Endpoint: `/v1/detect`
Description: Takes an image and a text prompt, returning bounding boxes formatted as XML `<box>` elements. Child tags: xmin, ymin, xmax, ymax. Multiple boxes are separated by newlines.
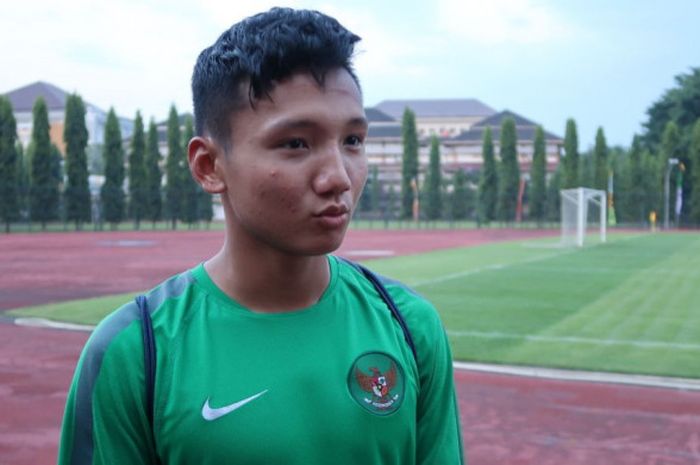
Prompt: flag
<box><xmin>675</xmin><ymin>163</ymin><xmax>684</xmax><ymax>219</ymax></box>
<box><xmin>608</xmin><ymin>170</ymin><xmax>615</xmax><ymax>225</ymax></box>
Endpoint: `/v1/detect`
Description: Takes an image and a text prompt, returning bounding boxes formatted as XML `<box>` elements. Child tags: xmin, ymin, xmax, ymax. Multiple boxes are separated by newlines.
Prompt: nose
<box><xmin>313</xmin><ymin>145</ymin><xmax>352</xmax><ymax>196</ymax></box>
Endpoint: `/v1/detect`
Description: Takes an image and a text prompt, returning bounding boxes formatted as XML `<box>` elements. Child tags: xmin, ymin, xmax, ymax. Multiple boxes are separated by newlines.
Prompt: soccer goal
<box><xmin>560</xmin><ymin>188</ymin><xmax>607</xmax><ymax>247</ymax></box>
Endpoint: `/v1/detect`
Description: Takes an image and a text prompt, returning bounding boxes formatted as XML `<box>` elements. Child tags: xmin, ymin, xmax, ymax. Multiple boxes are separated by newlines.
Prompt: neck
<box><xmin>205</xmin><ymin>231</ymin><xmax>331</xmax><ymax>314</ymax></box>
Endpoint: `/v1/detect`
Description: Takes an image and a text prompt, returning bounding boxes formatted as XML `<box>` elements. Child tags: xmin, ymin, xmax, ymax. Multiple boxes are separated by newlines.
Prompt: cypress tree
<box><xmin>16</xmin><ymin>142</ymin><xmax>29</xmax><ymax>217</ymax></box>
<box><xmin>0</xmin><ymin>97</ymin><xmax>20</xmax><ymax>232</ymax></box>
<box><xmin>198</xmin><ymin>187</ymin><xmax>214</xmax><ymax>225</ymax></box>
<box><xmin>689</xmin><ymin>119</ymin><xmax>700</xmax><ymax>225</ymax></box>
<box><xmin>400</xmin><ymin>108</ymin><xmax>419</xmax><ymax>219</ymax></box>
<box><xmin>546</xmin><ymin>166</ymin><xmax>562</xmax><ymax>222</ymax></box>
<box><xmin>529</xmin><ymin>126</ymin><xmax>547</xmax><ymax>224</ymax></box>
<box><xmin>386</xmin><ymin>184</ymin><xmax>396</xmax><ymax>220</ymax></box>
<box><xmin>63</xmin><ymin>94</ymin><xmax>91</xmax><ymax>229</ymax></box>
<box><xmin>145</xmin><ymin>119</ymin><xmax>162</xmax><ymax>227</ymax></box>
<box><xmin>29</xmin><ymin>98</ymin><xmax>59</xmax><ymax>229</ymax></box>
<box><xmin>593</xmin><ymin>127</ymin><xmax>609</xmax><ymax>191</ymax></box>
<box><xmin>627</xmin><ymin>137</ymin><xmax>642</xmax><ymax>222</ymax></box>
<box><xmin>451</xmin><ymin>168</ymin><xmax>468</xmax><ymax>220</ymax></box>
<box><xmin>359</xmin><ymin>166</ymin><xmax>372</xmax><ymax>212</ymax></box>
<box><xmin>477</xmin><ymin>127</ymin><xmax>498</xmax><ymax>223</ymax></box>
<box><xmin>641</xmin><ymin>149</ymin><xmax>662</xmax><ymax>222</ymax></box>
<box><xmin>496</xmin><ymin>117</ymin><xmax>520</xmax><ymax>222</ymax></box>
<box><xmin>607</xmin><ymin>147</ymin><xmax>626</xmax><ymax>223</ymax></box>
<box><xmin>370</xmin><ymin>165</ymin><xmax>380</xmax><ymax>213</ymax></box>
<box><xmin>100</xmin><ymin>108</ymin><xmax>125</xmax><ymax>227</ymax></box>
<box><xmin>128</xmin><ymin>112</ymin><xmax>147</xmax><ymax>229</ymax></box>
<box><xmin>180</xmin><ymin>115</ymin><xmax>199</xmax><ymax>226</ymax></box>
<box><xmin>165</xmin><ymin>105</ymin><xmax>184</xmax><ymax>229</ymax></box>
<box><xmin>425</xmin><ymin>135</ymin><xmax>442</xmax><ymax>220</ymax></box>
<box><xmin>50</xmin><ymin>143</ymin><xmax>63</xmax><ymax>204</ymax></box>
<box><xmin>562</xmin><ymin>118</ymin><xmax>579</xmax><ymax>189</ymax></box>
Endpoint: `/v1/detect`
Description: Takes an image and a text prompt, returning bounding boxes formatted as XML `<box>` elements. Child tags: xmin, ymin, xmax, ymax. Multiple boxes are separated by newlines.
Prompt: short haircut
<box><xmin>191</xmin><ymin>7</ymin><xmax>362</xmax><ymax>146</ymax></box>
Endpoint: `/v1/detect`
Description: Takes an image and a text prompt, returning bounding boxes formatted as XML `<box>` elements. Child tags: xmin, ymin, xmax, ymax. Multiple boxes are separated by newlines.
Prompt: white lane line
<box><xmin>453</xmin><ymin>361</ymin><xmax>700</xmax><ymax>391</ymax></box>
<box><xmin>14</xmin><ymin>317</ymin><xmax>95</xmax><ymax>332</ymax></box>
<box><xmin>412</xmin><ymin>250</ymin><xmax>572</xmax><ymax>288</ymax></box>
<box><xmin>448</xmin><ymin>330</ymin><xmax>700</xmax><ymax>350</ymax></box>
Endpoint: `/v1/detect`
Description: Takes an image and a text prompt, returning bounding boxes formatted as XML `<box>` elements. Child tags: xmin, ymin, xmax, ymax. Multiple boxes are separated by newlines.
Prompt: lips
<box><xmin>316</xmin><ymin>204</ymin><xmax>350</xmax><ymax>217</ymax></box>
<box><xmin>314</xmin><ymin>204</ymin><xmax>350</xmax><ymax>229</ymax></box>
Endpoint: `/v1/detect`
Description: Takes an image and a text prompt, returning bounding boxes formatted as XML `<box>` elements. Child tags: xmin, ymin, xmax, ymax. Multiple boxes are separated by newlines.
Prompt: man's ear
<box><xmin>188</xmin><ymin>136</ymin><xmax>226</xmax><ymax>194</ymax></box>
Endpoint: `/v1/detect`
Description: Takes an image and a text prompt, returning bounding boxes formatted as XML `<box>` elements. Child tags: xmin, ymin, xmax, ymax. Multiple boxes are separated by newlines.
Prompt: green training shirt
<box><xmin>58</xmin><ymin>256</ymin><xmax>464</xmax><ymax>464</ymax></box>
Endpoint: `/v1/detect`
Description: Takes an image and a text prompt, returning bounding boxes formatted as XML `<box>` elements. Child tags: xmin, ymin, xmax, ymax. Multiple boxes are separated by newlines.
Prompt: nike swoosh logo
<box><xmin>201</xmin><ymin>389</ymin><xmax>269</xmax><ymax>421</ymax></box>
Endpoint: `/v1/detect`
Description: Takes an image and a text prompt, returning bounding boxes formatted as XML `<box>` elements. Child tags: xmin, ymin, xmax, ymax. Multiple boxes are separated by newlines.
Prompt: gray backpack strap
<box><xmin>339</xmin><ymin>258</ymin><xmax>418</xmax><ymax>361</ymax></box>
<box><xmin>135</xmin><ymin>295</ymin><xmax>162</xmax><ymax>465</ymax></box>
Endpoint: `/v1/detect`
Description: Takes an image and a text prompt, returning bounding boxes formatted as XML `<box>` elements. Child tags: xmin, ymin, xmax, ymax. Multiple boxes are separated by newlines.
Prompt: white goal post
<box><xmin>560</xmin><ymin>188</ymin><xmax>607</xmax><ymax>247</ymax></box>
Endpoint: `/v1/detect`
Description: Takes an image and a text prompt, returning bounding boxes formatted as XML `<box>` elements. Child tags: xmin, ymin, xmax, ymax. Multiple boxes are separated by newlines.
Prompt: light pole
<box><xmin>664</xmin><ymin>158</ymin><xmax>679</xmax><ymax>229</ymax></box>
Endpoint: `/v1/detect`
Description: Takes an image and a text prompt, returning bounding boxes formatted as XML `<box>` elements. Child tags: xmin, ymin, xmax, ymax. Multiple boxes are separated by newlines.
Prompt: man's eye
<box><xmin>282</xmin><ymin>138</ymin><xmax>308</xmax><ymax>150</ymax></box>
<box><xmin>345</xmin><ymin>135</ymin><xmax>364</xmax><ymax>147</ymax></box>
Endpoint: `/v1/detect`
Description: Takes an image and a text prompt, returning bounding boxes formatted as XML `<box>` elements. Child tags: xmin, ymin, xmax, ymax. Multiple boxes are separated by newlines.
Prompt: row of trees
<box><xmin>0</xmin><ymin>95</ymin><xmax>212</xmax><ymax>231</ymax></box>
<box><xmin>387</xmin><ymin>67</ymin><xmax>700</xmax><ymax>226</ymax></box>
<box><xmin>391</xmin><ymin>109</ymin><xmax>568</xmax><ymax>224</ymax></box>
<box><xmin>3</xmin><ymin>67</ymin><xmax>699</xmax><ymax>230</ymax></box>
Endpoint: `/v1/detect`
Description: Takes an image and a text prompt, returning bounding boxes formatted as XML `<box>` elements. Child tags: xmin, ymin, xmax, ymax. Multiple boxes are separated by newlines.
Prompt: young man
<box><xmin>58</xmin><ymin>8</ymin><xmax>464</xmax><ymax>465</ymax></box>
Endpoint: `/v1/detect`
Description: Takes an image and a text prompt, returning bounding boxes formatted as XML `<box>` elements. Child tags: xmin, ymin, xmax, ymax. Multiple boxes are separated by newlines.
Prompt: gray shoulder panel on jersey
<box><xmin>336</xmin><ymin>255</ymin><xmax>422</xmax><ymax>298</ymax></box>
<box><xmin>375</xmin><ymin>273</ymin><xmax>422</xmax><ymax>298</ymax></box>
<box><xmin>69</xmin><ymin>270</ymin><xmax>194</xmax><ymax>465</ymax></box>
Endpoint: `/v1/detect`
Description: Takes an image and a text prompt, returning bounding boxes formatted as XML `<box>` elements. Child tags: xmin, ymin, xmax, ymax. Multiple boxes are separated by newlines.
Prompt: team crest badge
<box><xmin>348</xmin><ymin>352</ymin><xmax>404</xmax><ymax>415</ymax></box>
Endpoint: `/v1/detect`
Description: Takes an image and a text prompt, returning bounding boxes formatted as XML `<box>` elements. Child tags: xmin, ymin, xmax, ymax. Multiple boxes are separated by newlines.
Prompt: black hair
<box><xmin>191</xmin><ymin>7</ymin><xmax>361</xmax><ymax>145</ymax></box>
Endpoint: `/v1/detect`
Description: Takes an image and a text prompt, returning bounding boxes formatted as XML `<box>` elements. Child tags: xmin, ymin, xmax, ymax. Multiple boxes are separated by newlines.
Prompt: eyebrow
<box><xmin>266</xmin><ymin>116</ymin><xmax>368</xmax><ymax>133</ymax></box>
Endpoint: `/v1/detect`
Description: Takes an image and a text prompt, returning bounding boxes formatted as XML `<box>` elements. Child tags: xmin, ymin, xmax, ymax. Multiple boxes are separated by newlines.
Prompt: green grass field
<box><xmin>10</xmin><ymin>232</ymin><xmax>700</xmax><ymax>378</ymax></box>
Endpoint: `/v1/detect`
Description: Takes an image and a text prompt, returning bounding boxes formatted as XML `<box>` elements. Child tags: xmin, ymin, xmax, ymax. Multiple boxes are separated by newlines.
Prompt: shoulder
<box><xmin>335</xmin><ymin>257</ymin><xmax>445</xmax><ymax>359</ymax></box>
<box><xmin>81</xmin><ymin>268</ymin><xmax>198</xmax><ymax>372</ymax></box>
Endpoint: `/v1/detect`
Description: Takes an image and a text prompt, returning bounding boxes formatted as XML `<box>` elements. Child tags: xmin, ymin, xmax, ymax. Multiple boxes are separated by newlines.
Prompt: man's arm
<box><xmin>415</xmin><ymin>319</ymin><xmax>465</xmax><ymax>465</ymax></box>
<box><xmin>57</xmin><ymin>304</ymin><xmax>158</xmax><ymax>465</ymax></box>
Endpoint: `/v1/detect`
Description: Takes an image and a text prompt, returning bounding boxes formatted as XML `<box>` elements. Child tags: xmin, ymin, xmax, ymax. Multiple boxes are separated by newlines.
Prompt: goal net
<box><xmin>560</xmin><ymin>188</ymin><xmax>607</xmax><ymax>247</ymax></box>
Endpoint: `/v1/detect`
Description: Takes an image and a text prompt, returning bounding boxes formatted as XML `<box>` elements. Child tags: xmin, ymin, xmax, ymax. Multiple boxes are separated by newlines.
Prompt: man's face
<box><xmin>218</xmin><ymin>68</ymin><xmax>368</xmax><ymax>256</ymax></box>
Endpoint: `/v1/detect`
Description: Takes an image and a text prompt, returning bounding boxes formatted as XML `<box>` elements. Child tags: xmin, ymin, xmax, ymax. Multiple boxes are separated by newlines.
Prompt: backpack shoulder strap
<box><xmin>339</xmin><ymin>258</ymin><xmax>418</xmax><ymax>361</ymax></box>
<box><xmin>135</xmin><ymin>295</ymin><xmax>156</xmax><ymax>430</ymax></box>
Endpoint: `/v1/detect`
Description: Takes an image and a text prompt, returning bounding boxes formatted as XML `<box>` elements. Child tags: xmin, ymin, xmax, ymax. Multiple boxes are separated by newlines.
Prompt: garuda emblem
<box><xmin>354</xmin><ymin>362</ymin><xmax>400</xmax><ymax>410</ymax></box>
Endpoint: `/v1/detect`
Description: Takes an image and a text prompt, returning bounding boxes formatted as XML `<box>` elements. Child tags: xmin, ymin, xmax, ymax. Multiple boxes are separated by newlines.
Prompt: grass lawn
<box><xmin>9</xmin><ymin>231</ymin><xmax>700</xmax><ymax>378</ymax></box>
<box><xmin>369</xmin><ymin>232</ymin><xmax>700</xmax><ymax>378</ymax></box>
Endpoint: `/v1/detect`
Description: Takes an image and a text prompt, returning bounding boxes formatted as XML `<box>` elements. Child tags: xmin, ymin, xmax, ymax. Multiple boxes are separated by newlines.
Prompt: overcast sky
<box><xmin>1</xmin><ymin>0</ymin><xmax>698</xmax><ymax>148</ymax></box>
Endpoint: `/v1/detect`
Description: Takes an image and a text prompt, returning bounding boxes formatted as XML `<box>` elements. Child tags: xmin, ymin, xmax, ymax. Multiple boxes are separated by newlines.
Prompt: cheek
<box><xmin>255</xmin><ymin>174</ymin><xmax>303</xmax><ymax>214</ymax></box>
<box><xmin>350</xmin><ymin>159</ymin><xmax>369</xmax><ymax>198</ymax></box>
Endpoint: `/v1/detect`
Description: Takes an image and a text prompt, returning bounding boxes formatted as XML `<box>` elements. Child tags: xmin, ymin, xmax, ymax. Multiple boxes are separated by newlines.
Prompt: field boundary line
<box><xmin>412</xmin><ymin>249</ymin><xmax>574</xmax><ymax>288</ymax></box>
<box><xmin>13</xmin><ymin>317</ymin><xmax>95</xmax><ymax>332</ymax></box>
<box><xmin>448</xmin><ymin>330</ymin><xmax>700</xmax><ymax>350</ymax></box>
<box><xmin>453</xmin><ymin>361</ymin><xmax>700</xmax><ymax>391</ymax></box>
<box><xmin>11</xmin><ymin>317</ymin><xmax>700</xmax><ymax>390</ymax></box>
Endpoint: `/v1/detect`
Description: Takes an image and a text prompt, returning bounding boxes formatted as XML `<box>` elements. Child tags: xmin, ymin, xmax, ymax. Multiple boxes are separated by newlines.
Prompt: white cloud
<box><xmin>436</xmin><ymin>0</ymin><xmax>573</xmax><ymax>44</ymax></box>
<box><xmin>315</xmin><ymin>4</ymin><xmax>434</xmax><ymax>82</ymax></box>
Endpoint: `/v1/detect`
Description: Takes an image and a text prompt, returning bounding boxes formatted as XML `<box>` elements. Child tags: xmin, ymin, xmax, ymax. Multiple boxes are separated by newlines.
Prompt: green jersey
<box><xmin>58</xmin><ymin>256</ymin><xmax>464</xmax><ymax>464</ymax></box>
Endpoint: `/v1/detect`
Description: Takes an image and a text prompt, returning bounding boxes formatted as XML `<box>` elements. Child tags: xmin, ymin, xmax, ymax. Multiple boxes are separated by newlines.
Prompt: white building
<box><xmin>365</xmin><ymin>99</ymin><xmax>563</xmax><ymax>190</ymax></box>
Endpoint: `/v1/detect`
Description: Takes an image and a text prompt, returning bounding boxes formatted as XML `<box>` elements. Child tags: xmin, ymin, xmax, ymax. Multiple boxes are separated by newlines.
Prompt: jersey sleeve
<box><xmin>387</xmin><ymin>284</ymin><xmax>466</xmax><ymax>465</ymax></box>
<box><xmin>57</xmin><ymin>302</ymin><xmax>159</xmax><ymax>465</ymax></box>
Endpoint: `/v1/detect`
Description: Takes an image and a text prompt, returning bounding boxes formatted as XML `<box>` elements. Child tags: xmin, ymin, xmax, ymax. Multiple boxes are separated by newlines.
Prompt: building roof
<box><xmin>3</xmin><ymin>81</ymin><xmax>74</xmax><ymax>112</ymax></box>
<box><xmin>451</xmin><ymin>109</ymin><xmax>562</xmax><ymax>142</ymax></box>
<box><xmin>367</xmin><ymin>125</ymin><xmax>402</xmax><ymax>139</ymax></box>
<box><xmin>365</xmin><ymin>107</ymin><xmax>395</xmax><ymax>122</ymax></box>
<box><xmin>472</xmin><ymin>109</ymin><xmax>538</xmax><ymax>128</ymax></box>
<box><xmin>373</xmin><ymin>98</ymin><xmax>496</xmax><ymax>119</ymax></box>
<box><xmin>450</xmin><ymin>125</ymin><xmax>562</xmax><ymax>143</ymax></box>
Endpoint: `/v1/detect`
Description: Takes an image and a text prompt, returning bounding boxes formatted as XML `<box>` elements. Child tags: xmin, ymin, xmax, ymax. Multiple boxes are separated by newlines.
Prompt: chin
<box><xmin>297</xmin><ymin>232</ymin><xmax>347</xmax><ymax>256</ymax></box>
